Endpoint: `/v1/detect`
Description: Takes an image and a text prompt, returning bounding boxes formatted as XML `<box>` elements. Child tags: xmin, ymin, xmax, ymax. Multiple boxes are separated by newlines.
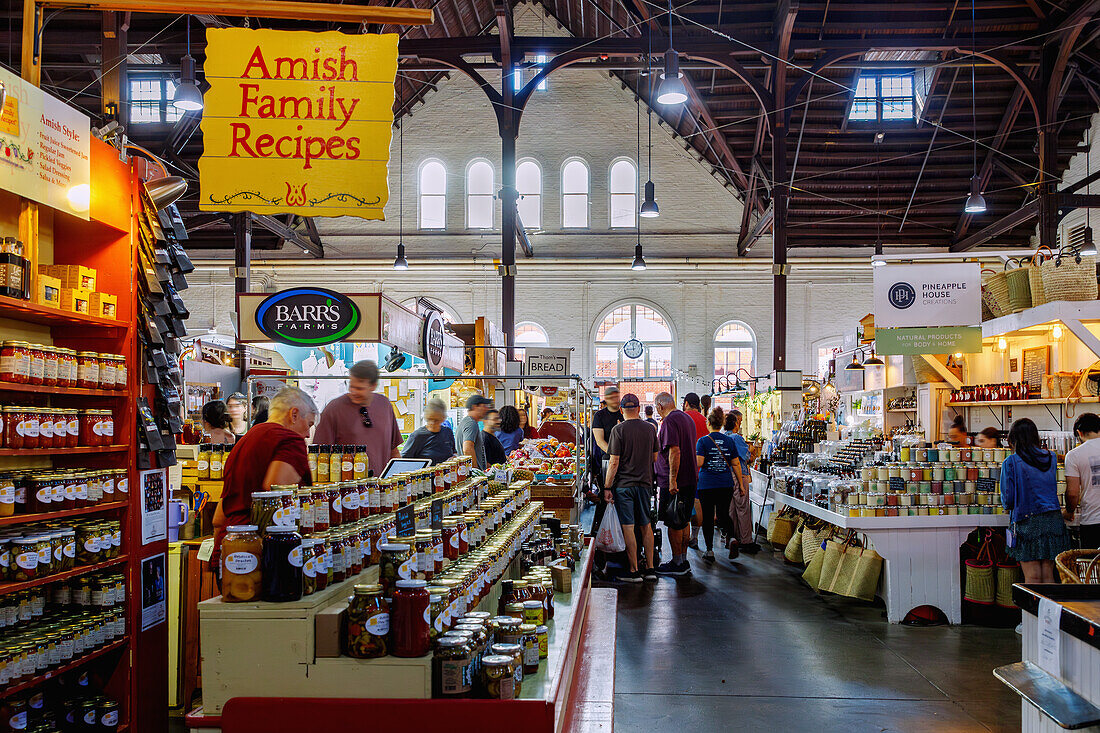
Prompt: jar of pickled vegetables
<box><xmin>343</xmin><ymin>584</ymin><xmax>389</xmax><ymax>658</ymax></box>
<box><xmin>12</xmin><ymin>538</ymin><xmax>38</xmax><ymax>581</ymax></box>
<box><xmin>221</xmin><ymin>525</ymin><xmax>262</xmax><ymax>603</ymax></box>
<box><xmin>433</xmin><ymin>637</ymin><xmax>472</xmax><ymax>698</ymax></box>
<box><xmin>481</xmin><ymin>655</ymin><xmax>517</xmax><ymax>699</ymax></box>
<box><xmin>249</xmin><ymin>491</ymin><xmax>283</xmax><ymax>534</ymax></box>
<box><xmin>378</xmin><ymin>543</ymin><xmax>412</xmax><ymax>597</ymax></box>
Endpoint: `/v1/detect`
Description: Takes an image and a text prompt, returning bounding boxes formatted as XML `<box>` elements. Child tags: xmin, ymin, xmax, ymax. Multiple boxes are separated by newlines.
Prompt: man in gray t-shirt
<box><xmin>458</xmin><ymin>394</ymin><xmax>492</xmax><ymax>470</ymax></box>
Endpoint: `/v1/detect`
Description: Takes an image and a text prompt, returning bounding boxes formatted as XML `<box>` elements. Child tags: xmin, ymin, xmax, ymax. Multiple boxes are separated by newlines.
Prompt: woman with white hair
<box><xmin>402</xmin><ymin>397</ymin><xmax>458</xmax><ymax>465</ymax></box>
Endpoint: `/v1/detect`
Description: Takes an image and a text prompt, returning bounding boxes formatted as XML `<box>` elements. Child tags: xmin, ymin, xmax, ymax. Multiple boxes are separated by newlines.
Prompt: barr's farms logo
<box><xmin>255</xmin><ymin>288</ymin><xmax>360</xmax><ymax>345</ymax></box>
<box><xmin>422</xmin><ymin>310</ymin><xmax>446</xmax><ymax>375</ymax></box>
<box><xmin>888</xmin><ymin>282</ymin><xmax>916</xmax><ymax>310</ymax></box>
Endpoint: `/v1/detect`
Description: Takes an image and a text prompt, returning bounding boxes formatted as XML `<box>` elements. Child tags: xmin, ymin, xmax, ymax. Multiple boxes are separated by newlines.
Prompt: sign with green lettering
<box><xmin>875</xmin><ymin>326</ymin><xmax>983</xmax><ymax>355</ymax></box>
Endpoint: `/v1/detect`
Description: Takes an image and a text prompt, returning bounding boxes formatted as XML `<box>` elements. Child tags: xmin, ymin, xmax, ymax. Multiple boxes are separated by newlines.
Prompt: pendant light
<box><xmin>640</xmin><ymin>42</ymin><xmax>660</xmax><ymax>217</ymax></box>
<box><xmin>657</xmin><ymin>0</ymin><xmax>688</xmax><ymax>105</ymax></box>
<box><xmin>393</xmin><ymin>121</ymin><xmax>409</xmax><ymax>270</ymax></box>
<box><xmin>862</xmin><ymin>349</ymin><xmax>884</xmax><ymax>366</ymax></box>
<box><xmin>962</xmin><ymin>0</ymin><xmax>986</xmax><ymax>215</ymax></box>
<box><xmin>632</xmin><ymin>93</ymin><xmax>647</xmax><ymax>271</ymax></box>
<box><xmin>845</xmin><ymin>349</ymin><xmax>864</xmax><ymax>371</ymax></box>
<box><xmin>1084</xmin><ymin>128</ymin><xmax>1096</xmax><ymax>255</ymax></box>
<box><xmin>173</xmin><ymin>16</ymin><xmax>204</xmax><ymax>112</ymax></box>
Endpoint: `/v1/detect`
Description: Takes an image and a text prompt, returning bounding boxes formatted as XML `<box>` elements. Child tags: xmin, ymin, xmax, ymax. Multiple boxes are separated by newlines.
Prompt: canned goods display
<box><xmin>0</xmin><ymin>343</ymin><xmax>124</xmax><ymax>390</ymax></box>
<box><xmin>0</xmin><ymin>469</ymin><xmax>121</xmax><ymax>518</ymax></box>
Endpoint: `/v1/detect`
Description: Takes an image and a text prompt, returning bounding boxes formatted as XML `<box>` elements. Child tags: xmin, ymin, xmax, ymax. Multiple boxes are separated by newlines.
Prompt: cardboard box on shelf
<box><xmin>36</xmin><ymin>274</ymin><xmax>62</xmax><ymax>308</ymax></box>
<box><xmin>60</xmin><ymin>287</ymin><xmax>91</xmax><ymax>314</ymax></box>
<box><xmin>42</xmin><ymin>264</ymin><xmax>97</xmax><ymax>292</ymax></box>
<box><xmin>90</xmin><ymin>292</ymin><xmax>118</xmax><ymax>319</ymax></box>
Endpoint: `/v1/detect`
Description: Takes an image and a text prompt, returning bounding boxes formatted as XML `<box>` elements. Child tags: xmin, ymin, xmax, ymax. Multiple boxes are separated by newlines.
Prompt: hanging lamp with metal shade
<box><xmin>657</xmin><ymin>51</ymin><xmax>688</xmax><ymax>105</ymax></box>
<box><xmin>392</xmin><ymin>243</ymin><xmax>409</xmax><ymax>270</ymax></box>
<box><xmin>640</xmin><ymin>180</ymin><xmax>660</xmax><ymax>217</ymax></box>
<box><xmin>862</xmin><ymin>350</ymin><xmax>885</xmax><ymax>366</ymax></box>
<box><xmin>173</xmin><ymin>17</ymin><xmax>204</xmax><ymax>111</ymax></box>
<box><xmin>845</xmin><ymin>351</ymin><xmax>865</xmax><ymax>371</ymax></box>
<box><xmin>631</xmin><ymin>243</ymin><xmax>647</xmax><ymax>271</ymax></box>
<box><xmin>964</xmin><ymin>175</ymin><xmax>986</xmax><ymax>214</ymax></box>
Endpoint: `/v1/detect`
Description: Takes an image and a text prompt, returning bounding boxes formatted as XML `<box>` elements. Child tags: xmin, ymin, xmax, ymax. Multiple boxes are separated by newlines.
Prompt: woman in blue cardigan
<box><xmin>1000</xmin><ymin>418</ymin><xmax>1071</xmax><ymax>584</ymax></box>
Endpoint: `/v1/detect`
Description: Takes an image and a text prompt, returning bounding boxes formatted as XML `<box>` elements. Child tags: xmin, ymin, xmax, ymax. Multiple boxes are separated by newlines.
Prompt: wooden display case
<box><xmin>0</xmin><ymin>138</ymin><xmax>162</xmax><ymax>731</ymax></box>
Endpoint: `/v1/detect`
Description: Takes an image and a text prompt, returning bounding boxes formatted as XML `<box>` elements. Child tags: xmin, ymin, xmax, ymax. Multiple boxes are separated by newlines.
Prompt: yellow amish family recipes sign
<box><xmin>199</xmin><ymin>28</ymin><xmax>398</xmax><ymax>219</ymax></box>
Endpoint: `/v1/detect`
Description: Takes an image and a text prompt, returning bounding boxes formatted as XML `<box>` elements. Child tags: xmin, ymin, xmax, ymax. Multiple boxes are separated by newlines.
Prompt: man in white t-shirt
<box><xmin>1063</xmin><ymin>412</ymin><xmax>1100</xmax><ymax>549</ymax></box>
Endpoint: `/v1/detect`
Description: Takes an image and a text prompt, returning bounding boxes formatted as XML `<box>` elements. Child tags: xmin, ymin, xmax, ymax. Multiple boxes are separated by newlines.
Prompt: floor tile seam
<box><xmin>613</xmin><ymin>692</ymin><xmax>957</xmax><ymax>701</ymax></box>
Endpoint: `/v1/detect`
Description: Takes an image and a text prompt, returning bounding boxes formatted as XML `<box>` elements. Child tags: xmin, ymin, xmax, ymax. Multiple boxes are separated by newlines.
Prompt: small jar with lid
<box><xmin>58</xmin><ymin>348</ymin><xmax>77</xmax><ymax>387</ymax></box>
<box><xmin>97</xmin><ymin>355</ymin><xmax>116</xmax><ymax>390</ymax></box>
<box><xmin>37</xmin><ymin>408</ymin><xmax>55</xmax><ymax>449</ymax></box>
<box><xmin>301</xmin><ymin>538</ymin><xmax>320</xmax><ymax>595</ymax></box>
<box><xmin>518</xmin><ymin>623</ymin><xmax>539</xmax><ymax>674</ymax></box>
<box><xmin>391</xmin><ymin>579</ymin><xmax>431</xmax><ymax>657</ymax></box>
<box><xmin>325</xmin><ymin>484</ymin><xmax>343</xmax><ymax>528</ymax></box>
<box><xmin>20</xmin><ymin>407</ymin><xmax>40</xmax><ymax>450</ymax></box>
<box><xmin>481</xmin><ymin>655</ymin><xmax>518</xmax><ymax>699</ymax></box>
<box><xmin>0</xmin><ymin>341</ymin><xmax>30</xmax><ymax>383</ymax></box>
<box><xmin>415</xmin><ymin>531</ymin><xmax>434</xmax><ymax>581</ymax></box>
<box><xmin>296</xmin><ymin>488</ymin><xmax>314</xmax><ymax>535</ymax></box>
<box><xmin>378</xmin><ymin>542</ymin><xmax>412</xmax><ymax>597</ymax></box>
<box><xmin>111</xmin><ymin>354</ymin><xmax>127</xmax><ymax>389</ymax></box>
<box><xmin>41</xmin><ymin>347</ymin><xmax>58</xmax><ymax>387</ymax></box>
<box><xmin>340</xmin><ymin>482</ymin><xmax>360</xmax><ymax>523</ymax></box>
<box><xmin>3</xmin><ymin>407</ymin><xmax>21</xmax><ymax>450</ymax></box>
<box><xmin>12</xmin><ymin>538</ymin><xmax>38</xmax><ymax>581</ymax></box>
<box><xmin>344</xmin><ymin>584</ymin><xmax>389</xmax><ymax>658</ymax></box>
<box><xmin>312</xmin><ymin>534</ymin><xmax>329</xmax><ymax>592</ymax></box>
<box><xmin>27</xmin><ymin>344</ymin><xmax>44</xmax><ymax>386</ymax></box>
<box><xmin>196</xmin><ymin>445</ymin><xmax>211</xmax><ymax>480</ymax></box>
<box><xmin>433</xmin><ymin>637</ymin><xmax>473</xmax><ymax>698</ymax></box>
<box><xmin>221</xmin><ymin>525</ymin><xmax>263</xmax><ymax>602</ymax></box>
<box><xmin>60</xmin><ymin>407</ymin><xmax>78</xmax><ymax>448</ymax></box>
<box><xmin>329</xmin><ymin>530</ymin><xmax>347</xmax><ymax>584</ymax></box>
<box><xmin>76</xmin><ymin>352</ymin><xmax>100</xmax><ymax>389</ymax></box>
<box><xmin>311</xmin><ymin>488</ymin><xmax>329</xmax><ymax>532</ymax></box>
<box><xmin>260</xmin><ymin>526</ymin><xmax>302</xmax><ymax>602</ymax></box>
<box><xmin>209</xmin><ymin>445</ymin><xmax>225</xmax><ymax>480</ymax></box>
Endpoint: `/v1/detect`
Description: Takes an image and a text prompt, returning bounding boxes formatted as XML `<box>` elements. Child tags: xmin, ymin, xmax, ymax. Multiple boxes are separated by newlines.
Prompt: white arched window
<box><xmin>562</xmin><ymin>159</ymin><xmax>589</xmax><ymax>228</ymax></box>
<box><xmin>418</xmin><ymin>159</ymin><xmax>447</xmax><ymax>229</ymax></box>
<box><xmin>714</xmin><ymin>321</ymin><xmax>756</xmax><ymax>381</ymax></box>
<box><xmin>516</xmin><ymin>160</ymin><xmax>541</xmax><ymax>229</ymax></box>
<box><xmin>514</xmin><ymin>321</ymin><xmax>549</xmax><ymax>362</ymax></box>
<box><xmin>609</xmin><ymin>159</ymin><xmax>637</xmax><ymax>229</ymax></box>
<box><xmin>594</xmin><ymin>303</ymin><xmax>672</xmax><ymax>379</ymax></box>
<box><xmin>466</xmin><ymin>160</ymin><xmax>495</xmax><ymax>229</ymax></box>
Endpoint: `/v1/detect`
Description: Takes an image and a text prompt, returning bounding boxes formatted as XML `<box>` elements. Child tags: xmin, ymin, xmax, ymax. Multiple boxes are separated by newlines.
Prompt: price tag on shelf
<box><xmin>395</xmin><ymin>505</ymin><xmax>415</xmax><ymax>537</ymax></box>
<box><xmin>196</xmin><ymin>538</ymin><xmax>215</xmax><ymax>563</ymax></box>
<box><xmin>430</xmin><ymin>499</ymin><xmax>443</xmax><ymax>530</ymax></box>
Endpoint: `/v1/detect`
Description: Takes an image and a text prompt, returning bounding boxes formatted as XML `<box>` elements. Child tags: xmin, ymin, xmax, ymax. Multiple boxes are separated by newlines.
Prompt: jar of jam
<box><xmin>301</xmin><ymin>538</ymin><xmax>320</xmax><ymax>595</ymax></box>
<box><xmin>344</xmin><ymin>583</ymin><xmax>389</xmax><ymax>658</ymax></box>
<box><xmin>311</xmin><ymin>488</ymin><xmax>329</xmax><ymax>532</ymax></box>
<box><xmin>111</xmin><ymin>355</ymin><xmax>127</xmax><ymax>389</ymax></box>
<box><xmin>391</xmin><ymin>579</ymin><xmax>430</xmax><ymax>657</ymax></box>
<box><xmin>260</xmin><ymin>526</ymin><xmax>302</xmax><ymax>602</ymax></box>
<box><xmin>21</xmin><ymin>407</ymin><xmax>40</xmax><ymax>450</ymax></box>
<box><xmin>313</xmin><ymin>533</ymin><xmax>329</xmax><ymax>592</ymax></box>
<box><xmin>297</xmin><ymin>488</ymin><xmax>314</xmax><ymax>535</ymax></box>
<box><xmin>78</xmin><ymin>410</ymin><xmax>99</xmax><ymax>447</ymax></box>
<box><xmin>325</xmin><ymin>484</ymin><xmax>342</xmax><ymax>527</ymax></box>
<box><xmin>58</xmin><ymin>348</ymin><xmax>77</xmax><ymax>388</ymax></box>
<box><xmin>364</xmin><ymin>478</ymin><xmax>380</xmax><ymax>515</ymax></box>
<box><xmin>330</xmin><ymin>531</ymin><xmax>347</xmax><ymax>584</ymax></box>
<box><xmin>3</xmin><ymin>407</ymin><xmax>21</xmax><ymax>450</ymax></box>
<box><xmin>41</xmin><ymin>347</ymin><xmax>58</xmax><ymax>387</ymax></box>
<box><xmin>0</xmin><ymin>341</ymin><xmax>29</xmax><ymax>383</ymax></box>
<box><xmin>340</xmin><ymin>482</ymin><xmax>360</xmax><ymax>523</ymax></box>
<box><xmin>38</xmin><ymin>408</ymin><xmax>55</xmax><ymax>449</ymax></box>
<box><xmin>518</xmin><ymin>623</ymin><xmax>539</xmax><ymax>673</ymax></box>
<box><xmin>62</xmin><ymin>408</ymin><xmax>78</xmax><ymax>448</ymax></box>
<box><xmin>366</xmin><ymin>522</ymin><xmax>384</xmax><ymax>566</ymax></box>
<box><xmin>415</xmin><ymin>531</ymin><xmax>434</xmax><ymax>580</ymax></box>
<box><xmin>27</xmin><ymin>344</ymin><xmax>43</xmax><ymax>386</ymax></box>
<box><xmin>76</xmin><ymin>352</ymin><xmax>99</xmax><ymax>389</ymax></box>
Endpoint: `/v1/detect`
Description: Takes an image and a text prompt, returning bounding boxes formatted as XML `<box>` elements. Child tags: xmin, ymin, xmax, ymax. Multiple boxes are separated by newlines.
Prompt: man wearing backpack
<box><xmin>604</xmin><ymin>393</ymin><xmax>659</xmax><ymax>583</ymax></box>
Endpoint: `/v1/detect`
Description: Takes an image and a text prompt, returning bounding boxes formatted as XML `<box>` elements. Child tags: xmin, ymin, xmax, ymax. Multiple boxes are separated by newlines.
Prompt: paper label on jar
<box><xmin>0</xmin><ymin>551</ymin><xmax>8</xmax><ymax>568</ymax></box>
<box><xmin>76</xmin><ymin>483</ymin><xmax>88</xmax><ymax>500</ymax></box>
<box><xmin>112</xmin><ymin>530</ymin><xmax>120</xmax><ymax>547</ymax></box>
<box><xmin>39</xmin><ymin>420</ymin><xmax>53</xmax><ymax>438</ymax></box>
<box><xmin>35</xmin><ymin>486</ymin><xmax>50</xmax><ymax>503</ymax></box>
<box><xmin>0</xmin><ymin>484</ymin><xmax>13</xmax><ymax>504</ymax></box>
<box><xmin>197</xmin><ymin>460</ymin><xmax>209</xmax><ymax>472</ymax></box>
<box><xmin>84</xmin><ymin>711</ymin><xmax>96</xmax><ymax>725</ymax></box>
<box><xmin>288</xmin><ymin>546</ymin><xmax>304</xmax><ymax>568</ymax></box>
<box><xmin>53</xmin><ymin>544</ymin><xmax>62</xmax><ymax>562</ymax></box>
<box><xmin>343</xmin><ymin>492</ymin><xmax>360</xmax><ymax>510</ymax></box>
<box><xmin>118</xmin><ymin>478</ymin><xmax>128</xmax><ymax>493</ymax></box>
<box><xmin>331</xmin><ymin>495</ymin><xmax>342</xmax><ymax>512</ymax></box>
<box><xmin>460</xmin><ymin>527</ymin><xmax>469</xmax><ymax>544</ymax></box>
<box><xmin>8</xmin><ymin>712</ymin><xmax>27</xmax><ymax>730</ymax></box>
<box><xmin>15</xmin><ymin>551</ymin><xmax>37</xmax><ymax>570</ymax></box>
<box><xmin>342</xmin><ymin>460</ymin><xmax>353</xmax><ymax>472</ymax></box>
<box><xmin>354</xmin><ymin>461</ymin><xmax>366</xmax><ymax>474</ymax></box>
<box><xmin>303</xmin><ymin>556</ymin><xmax>317</xmax><ymax>577</ymax></box>
<box><xmin>397</xmin><ymin>557</ymin><xmax>415</xmax><ymax>580</ymax></box>
<box><xmin>68</xmin><ymin>419</ymin><xmax>78</xmax><ymax>436</ymax></box>
<box><xmin>369</xmin><ymin>489</ymin><xmax>380</xmax><ymax>508</ymax></box>
<box><xmin>272</xmin><ymin>507</ymin><xmax>294</xmax><ymax>527</ymax></box>
<box><xmin>365</xmin><ymin>612</ymin><xmax>390</xmax><ymax>636</ymax></box>
<box><xmin>103</xmin><ymin>421</ymin><xmax>114</xmax><ymax>437</ymax></box>
<box><xmin>224</xmin><ymin>552</ymin><xmax>259</xmax><ymax>574</ymax></box>
<box><xmin>100</xmin><ymin>711</ymin><xmax>118</xmax><ymax>727</ymax></box>
<box><xmin>332</xmin><ymin>548</ymin><xmax>345</xmax><ymax>573</ymax></box>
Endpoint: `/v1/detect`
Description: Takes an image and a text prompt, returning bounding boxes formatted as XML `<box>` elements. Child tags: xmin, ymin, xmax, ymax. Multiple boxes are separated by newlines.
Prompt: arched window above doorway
<box><xmin>514</xmin><ymin>321</ymin><xmax>548</xmax><ymax>362</ymax></box>
<box><xmin>594</xmin><ymin>303</ymin><xmax>672</xmax><ymax>380</ymax></box>
<box><xmin>714</xmin><ymin>320</ymin><xmax>756</xmax><ymax>382</ymax></box>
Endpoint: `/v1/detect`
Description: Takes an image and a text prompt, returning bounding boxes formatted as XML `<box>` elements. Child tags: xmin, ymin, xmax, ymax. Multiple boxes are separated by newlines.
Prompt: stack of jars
<box><xmin>195</xmin><ymin>444</ymin><xmax>230</xmax><ymax>480</ymax></box>
<box><xmin>4</xmin><ymin>687</ymin><xmax>122</xmax><ymax>733</ymax></box>
<box><xmin>0</xmin><ymin>342</ymin><xmax>126</xmax><ymax>390</ymax></box>
<box><xmin>1</xmin><ymin>469</ymin><xmax>127</xmax><ymax>517</ymax></box>
<box><xmin>343</xmin><ymin>494</ymin><xmax>541</xmax><ymax>672</ymax></box>
<box><xmin>0</xmin><ymin>405</ymin><xmax>115</xmax><ymax>449</ymax></box>
<box><xmin>0</xmin><ymin>518</ymin><xmax>120</xmax><ymax>583</ymax></box>
<box><xmin>0</xmin><ymin>604</ymin><xmax>126</xmax><ymax>687</ymax></box>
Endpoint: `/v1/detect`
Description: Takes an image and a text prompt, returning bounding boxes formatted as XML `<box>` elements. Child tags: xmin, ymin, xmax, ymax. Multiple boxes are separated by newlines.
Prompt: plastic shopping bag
<box><xmin>595</xmin><ymin>506</ymin><xmax>627</xmax><ymax>553</ymax></box>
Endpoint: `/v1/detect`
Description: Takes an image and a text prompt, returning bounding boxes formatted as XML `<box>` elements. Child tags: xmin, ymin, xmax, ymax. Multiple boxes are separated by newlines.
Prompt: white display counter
<box><xmin>775</xmin><ymin>492</ymin><xmax>1008</xmax><ymax>625</ymax></box>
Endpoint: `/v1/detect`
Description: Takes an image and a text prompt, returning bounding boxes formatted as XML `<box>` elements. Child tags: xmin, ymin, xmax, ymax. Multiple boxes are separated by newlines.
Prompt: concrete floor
<box><xmin>607</xmin><ymin>542</ymin><xmax>1022</xmax><ymax>733</ymax></box>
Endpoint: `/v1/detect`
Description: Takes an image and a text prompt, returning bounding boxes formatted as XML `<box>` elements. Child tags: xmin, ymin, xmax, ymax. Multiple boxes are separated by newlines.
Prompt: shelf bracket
<box><xmin>920</xmin><ymin>354</ymin><xmax>962</xmax><ymax>389</ymax></box>
<box><xmin>1060</xmin><ymin>317</ymin><xmax>1100</xmax><ymax>361</ymax></box>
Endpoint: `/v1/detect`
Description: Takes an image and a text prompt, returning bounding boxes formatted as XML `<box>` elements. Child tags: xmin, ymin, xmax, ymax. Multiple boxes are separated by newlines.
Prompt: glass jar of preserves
<box><xmin>301</xmin><ymin>538</ymin><xmax>320</xmax><ymax>595</ymax></box>
<box><xmin>366</xmin><ymin>522</ymin><xmax>384</xmax><ymax>566</ymax></box>
<box><xmin>3</xmin><ymin>407</ymin><xmax>21</xmax><ymax>450</ymax></box>
<box><xmin>0</xmin><ymin>341</ymin><xmax>29</xmax><ymax>383</ymax></box>
<box><xmin>221</xmin><ymin>525</ymin><xmax>262</xmax><ymax>602</ymax></box>
<box><xmin>312</xmin><ymin>534</ymin><xmax>329</xmax><ymax>592</ymax></box>
<box><xmin>37</xmin><ymin>408</ymin><xmax>55</xmax><ymax>449</ymax></box>
<box><xmin>364</xmin><ymin>478</ymin><xmax>380</xmax><ymax>516</ymax></box>
<box><xmin>311</xmin><ymin>488</ymin><xmax>329</xmax><ymax>532</ymax></box>
<box><xmin>98</xmin><ymin>699</ymin><xmax>120</xmax><ymax>731</ymax></box>
<box><xmin>209</xmin><ymin>445</ymin><xmax>225</xmax><ymax>480</ymax></box>
<box><xmin>340</xmin><ymin>482</ymin><xmax>360</xmax><ymax>523</ymax></box>
<box><xmin>441</xmin><ymin>519</ymin><xmax>459</xmax><ymax>561</ymax></box>
<box><xmin>378</xmin><ymin>542</ymin><xmax>412</xmax><ymax>598</ymax></box>
<box><xmin>297</xmin><ymin>488</ymin><xmax>314</xmax><ymax>535</ymax></box>
<box><xmin>344</xmin><ymin>584</ymin><xmax>389</xmax><ymax>659</ymax></box>
<box><xmin>329</xmin><ymin>530</ymin><xmax>347</xmax><ymax>584</ymax></box>
<box><xmin>261</xmin><ymin>526</ymin><xmax>302</xmax><ymax>602</ymax></box>
<box><xmin>391</xmin><ymin>579</ymin><xmax>430</xmax><ymax>657</ymax></box>
<box><xmin>0</xmin><ymin>475</ymin><xmax>13</xmax><ymax>518</ymax></box>
<box><xmin>58</xmin><ymin>348</ymin><xmax>77</xmax><ymax>388</ymax></box>
<box><xmin>325</xmin><ymin>484</ymin><xmax>342</xmax><ymax>528</ymax></box>
<box><xmin>111</xmin><ymin>355</ymin><xmax>127</xmax><ymax>390</ymax></box>
<box><xmin>522</xmin><ymin>600</ymin><xmax>544</xmax><ymax>626</ymax></box>
<box><xmin>27</xmin><ymin>344</ymin><xmax>43</xmax><ymax>386</ymax></box>
<box><xmin>433</xmin><ymin>637</ymin><xmax>472</xmax><ymax>698</ymax></box>
<box><xmin>98</xmin><ymin>355</ymin><xmax>116</xmax><ymax>390</ymax></box>
<box><xmin>76</xmin><ymin>352</ymin><xmax>99</xmax><ymax>389</ymax></box>
<box><xmin>41</xmin><ymin>347</ymin><xmax>58</xmax><ymax>387</ymax></box>
<box><xmin>21</xmin><ymin>407</ymin><xmax>40</xmax><ymax>450</ymax></box>
<box><xmin>518</xmin><ymin>623</ymin><xmax>539</xmax><ymax>674</ymax></box>
<box><xmin>415</xmin><ymin>531</ymin><xmax>434</xmax><ymax>581</ymax></box>
<box><xmin>481</xmin><ymin>655</ymin><xmax>517</xmax><ymax>699</ymax></box>
<box><xmin>12</xmin><ymin>538</ymin><xmax>38</xmax><ymax>581</ymax></box>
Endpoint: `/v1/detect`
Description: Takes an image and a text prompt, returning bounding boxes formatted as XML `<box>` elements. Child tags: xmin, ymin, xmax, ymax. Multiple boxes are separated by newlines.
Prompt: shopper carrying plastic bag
<box><xmin>595</xmin><ymin>506</ymin><xmax>627</xmax><ymax>554</ymax></box>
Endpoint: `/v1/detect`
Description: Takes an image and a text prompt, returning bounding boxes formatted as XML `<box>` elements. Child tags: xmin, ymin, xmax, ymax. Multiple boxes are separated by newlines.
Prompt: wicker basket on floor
<box><xmin>1056</xmin><ymin>549</ymin><xmax>1100</xmax><ymax>584</ymax></box>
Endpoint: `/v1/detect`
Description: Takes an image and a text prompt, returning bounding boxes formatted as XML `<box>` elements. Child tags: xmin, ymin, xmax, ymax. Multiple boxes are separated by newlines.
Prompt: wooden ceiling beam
<box><xmin>38</xmin><ymin>0</ymin><xmax>435</xmax><ymax>25</ymax></box>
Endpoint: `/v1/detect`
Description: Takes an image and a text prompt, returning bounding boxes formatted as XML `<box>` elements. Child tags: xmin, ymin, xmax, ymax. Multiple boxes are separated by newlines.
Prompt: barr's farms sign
<box><xmin>199</xmin><ymin>28</ymin><xmax>397</xmax><ymax>219</ymax></box>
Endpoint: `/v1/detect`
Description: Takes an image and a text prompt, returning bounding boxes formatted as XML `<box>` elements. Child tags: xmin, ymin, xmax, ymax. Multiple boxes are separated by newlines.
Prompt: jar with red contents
<box><xmin>36</xmin><ymin>408</ymin><xmax>55</xmax><ymax>449</ymax></box>
<box><xmin>112</xmin><ymin>354</ymin><xmax>127</xmax><ymax>390</ymax></box>
<box><xmin>98</xmin><ymin>355</ymin><xmax>116</xmax><ymax>390</ymax></box>
<box><xmin>325</xmin><ymin>484</ymin><xmax>343</xmax><ymax>527</ymax></box>
<box><xmin>76</xmin><ymin>352</ymin><xmax>100</xmax><ymax>390</ymax></box>
<box><xmin>41</xmin><ymin>347</ymin><xmax>58</xmax><ymax>387</ymax></box>
<box><xmin>27</xmin><ymin>344</ymin><xmax>44</xmax><ymax>386</ymax></box>
<box><xmin>312</xmin><ymin>488</ymin><xmax>329</xmax><ymax>532</ymax></box>
<box><xmin>20</xmin><ymin>407</ymin><xmax>40</xmax><ymax>450</ymax></box>
<box><xmin>58</xmin><ymin>349</ymin><xmax>77</xmax><ymax>388</ymax></box>
<box><xmin>391</xmin><ymin>579</ymin><xmax>431</xmax><ymax>657</ymax></box>
<box><xmin>61</xmin><ymin>408</ymin><xmax>78</xmax><ymax>448</ymax></box>
<box><xmin>4</xmin><ymin>406</ymin><xmax>23</xmax><ymax>449</ymax></box>
<box><xmin>0</xmin><ymin>341</ymin><xmax>30</xmax><ymax>384</ymax></box>
<box><xmin>340</xmin><ymin>482</ymin><xmax>360</xmax><ymax>523</ymax></box>
<box><xmin>79</xmin><ymin>409</ymin><xmax>112</xmax><ymax>447</ymax></box>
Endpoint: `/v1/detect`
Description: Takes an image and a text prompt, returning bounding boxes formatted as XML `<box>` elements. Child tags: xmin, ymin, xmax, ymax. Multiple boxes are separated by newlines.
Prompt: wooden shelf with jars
<box><xmin>0</xmin><ymin>555</ymin><xmax>129</xmax><ymax>596</ymax></box>
<box><xmin>0</xmin><ymin>381</ymin><xmax>126</xmax><ymax>398</ymax></box>
<box><xmin>0</xmin><ymin>639</ymin><xmax>130</xmax><ymax>701</ymax></box>
<box><xmin>0</xmin><ymin>500</ymin><xmax>128</xmax><ymax>527</ymax></box>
